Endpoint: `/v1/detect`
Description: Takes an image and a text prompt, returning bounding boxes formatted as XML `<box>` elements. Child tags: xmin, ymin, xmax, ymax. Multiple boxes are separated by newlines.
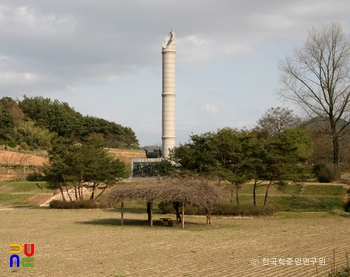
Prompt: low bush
<box><xmin>158</xmin><ymin>201</ymin><xmax>276</xmax><ymax>216</ymax></box>
<box><xmin>26</xmin><ymin>171</ymin><xmax>43</xmax><ymax>181</ymax></box>
<box><xmin>287</xmin><ymin>195</ymin><xmax>343</xmax><ymax>211</ymax></box>
<box><xmin>158</xmin><ymin>201</ymin><xmax>174</xmax><ymax>213</ymax></box>
<box><xmin>276</xmin><ymin>180</ymin><xmax>289</xmax><ymax>192</ymax></box>
<box><xmin>49</xmin><ymin>199</ymin><xmax>101</xmax><ymax>209</ymax></box>
<box><xmin>328</xmin><ymin>267</ymin><xmax>349</xmax><ymax>276</ymax></box>
<box><xmin>211</xmin><ymin>203</ymin><xmax>276</xmax><ymax>216</ymax></box>
<box><xmin>342</xmin><ymin>195</ymin><xmax>350</xmax><ymax>212</ymax></box>
<box><xmin>312</xmin><ymin>164</ymin><xmax>339</xmax><ymax>183</ymax></box>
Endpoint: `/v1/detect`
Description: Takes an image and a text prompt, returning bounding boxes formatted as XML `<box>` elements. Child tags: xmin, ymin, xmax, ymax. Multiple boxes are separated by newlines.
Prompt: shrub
<box><xmin>158</xmin><ymin>201</ymin><xmax>174</xmax><ymax>214</ymax></box>
<box><xmin>342</xmin><ymin>195</ymin><xmax>350</xmax><ymax>212</ymax></box>
<box><xmin>7</xmin><ymin>141</ymin><xmax>17</xmax><ymax>148</ymax></box>
<box><xmin>328</xmin><ymin>266</ymin><xmax>349</xmax><ymax>276</ymax></box>
<box><xmin>312</xmin><ymin>164</ymin><xmax>339</xmax><ymax>183</ymax></box>
<box><xmin>286</xmin><ymin>195</ymin><xmax>343</xmax><ymax>210</ymax></box>
<box><xmin>211</xmin><ymin>203</ymin><xmax>276</xmax><ymax>216</ymax></box>
<box><xmin>19</xmin><ymin>142</ymin><xmax>29</xmax><ymax>151</ymax></box>
<box><xmin>276</xmin><ymin>180</ymin><xmax>288</xmax><ymax>192</ymax></box>
<box><xmin>49</xmin><ymin>199</ymin><xmax>101</xmax><ymax>209</ymax></box>
<box><xmin>158</xmin><ymin>201</ymin><xmax>277</xmax><ymax>216</ymax></box>
<box><xmin>26</xmin><ymin>171</ymin><xmax>43</xmax><ymax>181</ymax></box>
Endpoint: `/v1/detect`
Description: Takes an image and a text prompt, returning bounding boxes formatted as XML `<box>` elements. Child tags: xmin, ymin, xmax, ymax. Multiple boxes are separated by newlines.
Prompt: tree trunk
<box><xmin>253</xmin><ymin>180</ymin><xmax>257</xmax><ymax>207</ymax></box>
<box><xmin>230</xmin><ymin>185</ymin><xmax>234</xmax><ymax>204</ymax></box>
<box><xmin>147</xmin><ymin>201</ymin><xmax>153</xmax><ymax>226</ymax></box>
<box><xmin>74</xmin><ymin>186</ymin><xmax>78</xmax><ymax>200</ymax></box>
<box><xmin>79</xmin><ymin>186</ymin><xmax>83</xmax><ymax>200</ymax></box>
<box><xmin>147</xmin><ymin>201</ymin><xmax>150</xmax><ymax>221</ymax></box>
<box><xmin>77</xmin><ymin>185</ymin><xmax>81</xmax><ymax>199</ymax></box>
<box><xmin>150</xmin><ymin>201</ymin><xmax>153</xmax><ymax>227</ymax></box>
<box><xmin>173</xmin><ymin>201</ymin><xmax>182</xmax><ymax>222</ymax></box>
<box><xmin>235</xmin><ymin>183</ymin><xmax>240</xmax><ymax>206</ymax></box>
<box><xmin>64</xmin><ymin>184</ymin><xmax>73</xmax><ymax>201</ymax></box>
<box><xmin>263</xmin><ymin>181</ymin><xmax>273</xmax><ymax>208</ymax></box>
<box><xmin>59</xmin><ymin>186</ymin><xmax>66</xmax><ymax>201</ymax></box>
<box><xmin>205</xmin><ymin>207</ymin><xmax>211</xmax><ymax>225</ymax></box>
<box><xmin>332</xmin><ymin>134</ymin><xmax>340</xmax><ymax>168</ymax></box>
<box><xmin>181</xmin><ymin>201</ymin><xmax>185</xmax><ymax>229</ymax></box>
<box><xmin>121</xmin><ymin>202</ymin><xmax>124</xmax><ymax>226</ymax></box>
<box><xmin>90</xmin><ymin>183</ymin><xmax>96</xmax><ymax>200</ymax></box>
<box><xmin>95</xmin><ymin>186</ymin><xmax>107</xmax><ymax>200</ymax></box>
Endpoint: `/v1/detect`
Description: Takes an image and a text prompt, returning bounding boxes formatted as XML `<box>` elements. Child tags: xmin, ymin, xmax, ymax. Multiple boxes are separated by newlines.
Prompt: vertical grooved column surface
<box><xmin>162</xmin><ymin>31</ymin><xmax>176</xmax><ymax>158</ymax></box>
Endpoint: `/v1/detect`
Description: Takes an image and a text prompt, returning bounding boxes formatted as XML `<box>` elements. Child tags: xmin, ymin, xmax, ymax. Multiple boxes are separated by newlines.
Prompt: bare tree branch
<box><xmin>279</xmin><ymin>22</ymin><xmax>350</xmax><ymax>167</ymax></box>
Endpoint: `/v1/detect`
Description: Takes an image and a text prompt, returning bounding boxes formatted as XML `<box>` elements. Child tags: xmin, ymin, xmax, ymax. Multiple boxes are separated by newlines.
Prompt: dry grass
<box><xmin>0</xmin><ymin>150</ymin><xmax>47</xmax><ymax>181</ymax></box>
<box><xmin>1</xmin><ymin>209</ymin><xmax>349</xmax><ymax>276</ymax></box>
<box><xmin>111</xmin><ymin>149</ymin><xmax>146</xmax><ymax>166</ymax></box>
<box><xmin>0</xmin><ymin>150</ymin><xmax>47</xmax><ymax>167</ymax></box>
<box><xmin>0</xmin><ymin>149</ymin><xmax>144</xmax><ymax>181</ymax></box>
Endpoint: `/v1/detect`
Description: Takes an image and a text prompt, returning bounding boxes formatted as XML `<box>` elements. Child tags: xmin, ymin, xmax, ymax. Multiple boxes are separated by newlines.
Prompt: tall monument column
<box><xmin>162</xmin><ymin>30</ymin><xmax>176</xmax><ymax>158</ymax></box>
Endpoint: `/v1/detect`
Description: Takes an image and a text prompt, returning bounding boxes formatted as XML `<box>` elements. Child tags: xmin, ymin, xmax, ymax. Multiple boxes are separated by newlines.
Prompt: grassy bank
<box><xmin>0</xmin><ymin>181</ymin><xmax>52</xmax><ymax>206</ymax></box>
<box><xmin>225</xmin><ymin>182</ymin><xmax>348</xmax><ymax>211</ymax></box>
<box><xmin>0</xmin><ymin>180</ymin><xmax>348</xmax><ymax>212</ymax></box>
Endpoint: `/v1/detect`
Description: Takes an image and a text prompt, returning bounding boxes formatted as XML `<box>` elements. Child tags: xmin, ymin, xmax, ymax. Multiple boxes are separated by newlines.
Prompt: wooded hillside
<box><xmin>0</xmin><ymin>96</ymin><xmax>139</xmax><ymax>150</ymax></box>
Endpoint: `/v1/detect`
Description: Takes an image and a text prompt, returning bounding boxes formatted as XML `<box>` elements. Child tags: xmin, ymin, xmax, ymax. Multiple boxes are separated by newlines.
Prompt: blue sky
<box><xmin>0</xmin><ymin>0</ymin><xmax>349</xmax><ymax>147</ymax></box>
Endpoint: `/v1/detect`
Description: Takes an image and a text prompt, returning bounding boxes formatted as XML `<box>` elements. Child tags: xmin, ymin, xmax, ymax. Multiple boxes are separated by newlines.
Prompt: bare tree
<box><xmin>18</xmin><ymin>153</ymin><xmax>32</xmax><ymax>173</ymax></box>
<box><xmin>1</xmin><ymin>152</ymin><xmax>18</xmax><ymax>173</ymax></box>
<box><xmin>279</xmin><ymin>22</ymin><xmax>350</xmax><ymax>168</ymax></box>
<box><xmin>255</xmin><ymin>107</ymin><xmax>302</xmax><ymax>137</ymax></box>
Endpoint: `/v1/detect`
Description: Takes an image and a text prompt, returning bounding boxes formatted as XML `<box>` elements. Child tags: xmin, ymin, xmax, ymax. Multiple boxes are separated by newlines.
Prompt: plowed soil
<box><xmin>1</xmin><ymin>210</ymin><xmax>349</xmax><ymax>276</ymax></box>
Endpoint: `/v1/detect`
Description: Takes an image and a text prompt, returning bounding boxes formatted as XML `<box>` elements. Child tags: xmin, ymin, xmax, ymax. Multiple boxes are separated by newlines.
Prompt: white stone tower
<box><xmin>162</xmin><ymin>30</ymin><xmax>176</xmax><ymax>158</ymax></box>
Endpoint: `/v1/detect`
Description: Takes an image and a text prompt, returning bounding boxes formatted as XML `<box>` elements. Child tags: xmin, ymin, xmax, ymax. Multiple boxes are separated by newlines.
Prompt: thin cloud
<box><xmin>198</xmin><ymin>104</ymin><xmax>219</xmax><ymax>115</ymax></box>
<box><xmin>0</xmin><ymin>0</ymin><xmax>349</xmax><ymax>146</ymax></box>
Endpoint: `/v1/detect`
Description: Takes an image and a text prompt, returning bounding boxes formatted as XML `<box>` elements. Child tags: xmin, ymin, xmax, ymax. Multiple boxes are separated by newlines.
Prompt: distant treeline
<box><xmin>0</xmin><ymin>96</ymin><xmax>139</xmax><ymax>150</ymax></box>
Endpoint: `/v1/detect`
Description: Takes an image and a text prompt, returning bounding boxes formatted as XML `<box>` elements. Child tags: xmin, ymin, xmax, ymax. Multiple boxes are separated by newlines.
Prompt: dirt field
<box><xmin>0</xmin><ymin>149</ymin><xmax>144</xmax><ymax>181</ymax></box>
<box><xmin>1</xmin><ymin>209</ymin><xmax>349</xmax><ymax>276</ymax></box>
